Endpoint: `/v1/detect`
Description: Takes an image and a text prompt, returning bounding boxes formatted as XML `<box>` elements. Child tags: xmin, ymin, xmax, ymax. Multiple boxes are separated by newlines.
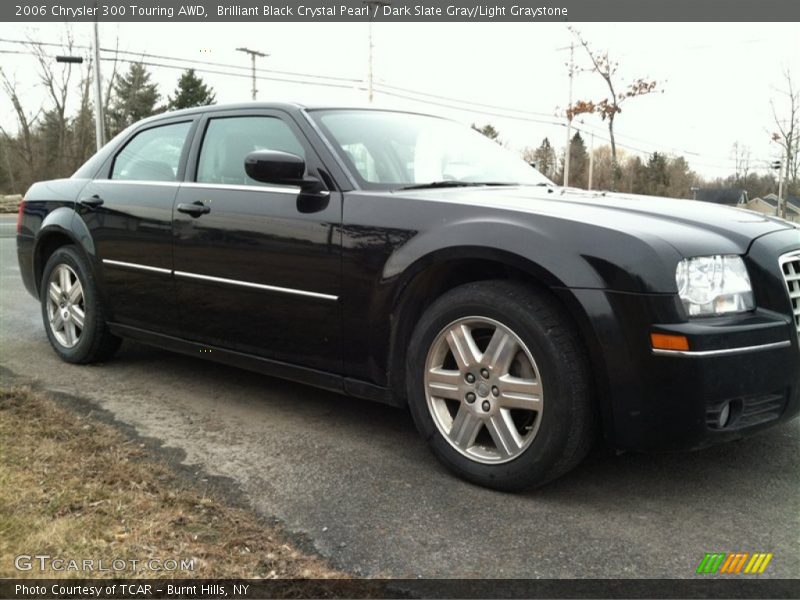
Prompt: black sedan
<box><xmin>16</xmin><ymin>103</ymin><xmax>800</xmax><ymax>489</ymax></box>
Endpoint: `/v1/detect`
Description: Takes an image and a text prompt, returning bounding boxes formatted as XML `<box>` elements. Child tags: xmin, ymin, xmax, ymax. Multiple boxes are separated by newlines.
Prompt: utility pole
<box><xmin>587</xmin><ymin>131</ymin><xmax>594</xmax><ymax>190</ymax></box>
<box><xmin>236</xmin><ymin>47</ymin><xmax>268</xmax><ymax>100</ymax></box>
<box><xmin>774</xmin><ymin>155</ymin><xmax>785</xmax><ymax>218</ymax></box>
<box><xmin>63</xmin><ymin>12</ymin><xmax>104</xmax><ymax>149</ymax></box>
<box><xmin>56</xmin><ymin>53</ymin><xmax>104</xmax><ymax>151</ymax></box>
<box><xmin>363</xmin><ymin>0</ymin><xmax>390</xmax><ymax>103</ymax></box>
<box><xmin>92</xmin><ymin>14</ymin><xmax>105</xmax><ymax>149</ymax></box>
<box><xmin>557</xmin><ymin>43</ymin><xmax>575</xmax><ymax>187</ymax></box>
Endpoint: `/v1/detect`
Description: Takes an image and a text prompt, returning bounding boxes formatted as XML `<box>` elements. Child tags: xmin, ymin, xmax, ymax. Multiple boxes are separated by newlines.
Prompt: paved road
<box><xmin>1</xmin><ymin>236</ymin><xmax>798</xmax><ymax>578</ymax></box>
<box><xmin>0</xmin><ymin>214</ymin><xmax>16</xmax><ymax>238</ymax></box>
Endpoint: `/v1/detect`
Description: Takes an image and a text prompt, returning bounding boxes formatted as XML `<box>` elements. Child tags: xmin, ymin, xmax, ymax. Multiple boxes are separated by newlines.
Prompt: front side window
<box><xmin>311</xmin><ymin>109</ymin><xmax>553</xmax><ymax>190</ymax></box>
<box><xmin>111</xmin><ymin>121</ymin><xmax>191</xmax><ymax>182</ymax></box>
<box><xmin>196</xmin><ymin>116</ymin><xmax>306</xmax><ymax>186</ymax></box>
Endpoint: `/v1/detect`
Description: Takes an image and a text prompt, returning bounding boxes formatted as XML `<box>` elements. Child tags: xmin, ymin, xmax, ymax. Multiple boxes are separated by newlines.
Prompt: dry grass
<box><xmin>0</xmin><ymin>194</ymin><xmax>22</xmax><ymax>214</ymax></box>
<box><xmin>0</xmin><ymin>386</ymin><xmax>349</xmax><ymax>582</ymax></box>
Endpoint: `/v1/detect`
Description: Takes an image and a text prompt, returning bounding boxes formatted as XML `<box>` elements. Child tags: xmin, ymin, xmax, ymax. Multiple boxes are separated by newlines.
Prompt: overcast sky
<box><xmin>0</xmin><ymin>21</ymin><xmax>798</xmax><ymax>179</ymax></box>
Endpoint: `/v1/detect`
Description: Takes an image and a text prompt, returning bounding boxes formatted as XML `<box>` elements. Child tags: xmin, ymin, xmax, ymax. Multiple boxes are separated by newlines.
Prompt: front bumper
<box><xmin>635</xmin><ymin>312</ymin><xmax>798</xmax><ymax>450</ymax></box>
<box><xmin>565</xmin><ymin>229</ymin><xmax>800</xmax><ymax>452</ymax></box>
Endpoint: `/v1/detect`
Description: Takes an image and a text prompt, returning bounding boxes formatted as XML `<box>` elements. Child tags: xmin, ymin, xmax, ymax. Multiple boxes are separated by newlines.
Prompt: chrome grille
<box><xmin>780</xmin><ymin>250</ymin><xmax>800</xmax><ymax>339</ymax></box>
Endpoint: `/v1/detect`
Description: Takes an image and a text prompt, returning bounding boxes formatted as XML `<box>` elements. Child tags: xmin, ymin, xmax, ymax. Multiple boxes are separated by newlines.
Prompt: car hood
<box><xmin>402</xmin><ymin>185</ymin><xmax>796</xmax><ymax>257</ymax></box>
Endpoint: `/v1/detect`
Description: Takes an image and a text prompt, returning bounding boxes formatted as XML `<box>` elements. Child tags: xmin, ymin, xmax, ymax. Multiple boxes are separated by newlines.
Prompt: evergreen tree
<box><xmin>37</xmin><ymin>110</ymin><xmax>64</xmax><ymax>175</ymax></box>
<box><xmin>644</xmin><ymin>152</ymin><xmax>670</xmax><ymax>196</ymax></box>
<box><xmin>531</xmin><ymin>137</ymin><xmax>556</xmax><ymax>179</ymax></box>
<box><xmin>567</xmin><ymin>132</ymin><xmax>589</xmax><ymax>188</ymax></box>
<box><xmin>108</xmin><ymin>63</ymin><xmax>161</xmax><ymax>134</ymax></box>
<box><xmin>471</xmin><ymin>123</ymin><xmax>501</xmax><ymax>144</ymax></box>
<box><xmin>168</xmin><ymin>69</ymin><xmax>216</xmax><ymax>110</ymax></box>
<box><xmin>556</xmin><ymin>133</ymin><xmax>589</xmax><ymax>188</ymax></box>
<box><xmin>628</xmin><ymin>155</ymin><xmax>649</xmax><ymax>194</ymax></box>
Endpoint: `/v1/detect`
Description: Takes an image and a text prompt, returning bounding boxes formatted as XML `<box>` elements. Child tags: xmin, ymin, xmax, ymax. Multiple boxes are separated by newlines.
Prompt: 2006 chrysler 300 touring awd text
<box><xmin>16</xmin><ymin>103</ymin><xmax>800</xmax><ymax>489</ymax></box>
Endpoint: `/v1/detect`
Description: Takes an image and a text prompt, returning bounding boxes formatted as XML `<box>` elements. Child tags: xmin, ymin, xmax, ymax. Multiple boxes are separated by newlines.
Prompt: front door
<box><xmin>172</xmin><ymin>110</ymin><xmax>342</xmax><ymax>373</ymax></box>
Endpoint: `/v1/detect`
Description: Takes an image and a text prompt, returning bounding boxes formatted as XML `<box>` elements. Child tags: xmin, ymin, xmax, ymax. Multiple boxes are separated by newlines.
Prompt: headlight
<box><xmin>675</xmin><ymin>255</ymin><xmax>755</xmax><ymax>317</ymax></box>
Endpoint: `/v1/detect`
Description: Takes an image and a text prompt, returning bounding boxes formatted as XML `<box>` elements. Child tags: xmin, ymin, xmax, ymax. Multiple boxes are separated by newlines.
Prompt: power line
<box><xmin>0</xmin><ymin>36</ymin><xmax>741</xmax><ymax>171</ymax></box>
<box><xmin>569</xmin><ymin>123</ymin><xmax>736</xmax><ymax>170</ymax></box>
<box><xmin>99</xmin><ymin>55</ymin><xmax>364</xmax><ymax>92</ymax></box>
<box><xmin>0</xmin><ymin>36</ymin><xmax>362</xmax><ymax>85</ymax></box>
<box><xmin>103</xmin><ymin>45</ymin><xmax>576</xmax><ymax>126</ymax></box>
<box><xmin>110</xmin><ymin>46</ymin><xmax>361</xmax><ymax>84</ymax></box>
<box><xmin>372</xmin><ymin>81</ymin><xmax>560</xmax><ymax>120</ymax></box>
<box><xmin>0</xmin><ymin>35</ymin><xmax>744</xmax><ymax>164</ymax></box>
<box><xmin>374</xmin><ymin>86</ymin><xmax>736</xmax><ymax>169</ymax></box>
<box><xmin>374</xmin><ymin>86</ymin><xmax>565</xmax><ymax>127</ymax></box>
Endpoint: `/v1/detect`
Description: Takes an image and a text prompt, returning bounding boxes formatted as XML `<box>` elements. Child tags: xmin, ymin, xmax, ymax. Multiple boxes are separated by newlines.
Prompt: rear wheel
<box><xmin>41</xmin><ymin>246</ymin><xmax>121</xmax><ymax>363</ymax></box>
<box><xmin>406</xmin><ymin>280</ymin><xmax>595</xmax><ymax>491</ymax></box>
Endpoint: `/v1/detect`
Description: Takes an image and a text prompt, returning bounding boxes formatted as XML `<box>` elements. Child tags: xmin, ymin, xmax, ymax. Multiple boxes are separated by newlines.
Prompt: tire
<box><xmin>40</xmin><ymin>245</ymin><xmax>121</xmax><ymax>364</ymax></box>
<box><xmin>406</xmin><ymin>280</ymin><xmax>595</xmax><ymax>491</ymax></box>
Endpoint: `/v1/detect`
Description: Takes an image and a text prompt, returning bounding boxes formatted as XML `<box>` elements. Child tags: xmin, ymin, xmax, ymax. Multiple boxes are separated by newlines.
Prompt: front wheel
<box><xmin>41</xmin><ymin>245</ymin><xmax>121</xmax><ymax>364</ymax></box>
<box><xmin>406</xmin><ymin>281</ymin><xmax>595</xmax><ymax>491</ymax></box>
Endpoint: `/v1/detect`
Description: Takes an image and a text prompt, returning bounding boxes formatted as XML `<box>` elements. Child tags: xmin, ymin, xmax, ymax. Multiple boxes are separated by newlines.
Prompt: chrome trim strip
<box><xmin>102</xmin><ymin>259</ymin><xmax>171</xmax><ymax>275</ymax></box>
<box><xmin>174</xmin><ymin>270</ymin><xmax>338</xmax><ymax>301</ymax></box>
<box><xmin>180</xmin><ymin>181</ymin><xmax>302</xmax><ymax>195</ymax></box>
<box><xmin>652</xmin><ymin>340</ymin><xmax>791</xmax><ymax>357</ymax></box>
<box><xmin>94</xmin><ymin>179</ymin><xmax>180</xmax><ymax>187</ymax></box>
<box><xmin>92</xmin><ymin>180</ymin><xmax>307</xmax><ymax>195</ymax></box>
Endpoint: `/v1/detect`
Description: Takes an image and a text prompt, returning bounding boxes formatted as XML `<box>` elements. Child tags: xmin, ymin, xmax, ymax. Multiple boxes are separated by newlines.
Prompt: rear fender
<box><xmin>33</xmin><ymin>208</ymin><xmax>97</xmax><ymax>296</ymax></box>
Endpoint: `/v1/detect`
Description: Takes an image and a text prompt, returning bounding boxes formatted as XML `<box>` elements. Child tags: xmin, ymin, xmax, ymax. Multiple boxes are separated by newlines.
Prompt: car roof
<box><xmin>141</xmin><ymin>102</ymin><xmax>439</xmax><ymax>123</ymax></box>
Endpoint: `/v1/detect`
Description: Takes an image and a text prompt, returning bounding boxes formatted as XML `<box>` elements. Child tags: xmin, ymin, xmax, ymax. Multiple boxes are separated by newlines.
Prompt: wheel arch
<box><xmin>384</xmin><ymin>247</ymin><xmax>613</xmax><ymax>435</ymax></box>
<box><xmin>33</xmin><ymin>208</ymin><xmax>96</xmax><ymax>298</ymax></box>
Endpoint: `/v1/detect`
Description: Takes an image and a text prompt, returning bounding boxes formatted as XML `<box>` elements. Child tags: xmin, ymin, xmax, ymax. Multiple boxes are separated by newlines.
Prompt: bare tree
<box><xmin>771</xmin><ymin>70</ymin><xmax>799</xmax><ymax>218</ymax></box>
<box><xmin>566</xmin><ymin>27</ymin><xmax>660</xmax><ymax>189</ymax></box>
<box><xmin>28</xmin><ymin>33</ymin><xmax>78</xmax><ymax>175</ymax></box>
<box><xmin>0</xmin><ymin>68</ymin><xmax>42</xmax><ymax>191</ymax></box>
<box><xmin>731</xmin><ymin>142</ymin><xmax>751</xmax><ymax>188</ymax></box>
<box><xmin>0</xmin><ymin>27</ymin><xmax>99</xmax><ymax>193</ymax></box>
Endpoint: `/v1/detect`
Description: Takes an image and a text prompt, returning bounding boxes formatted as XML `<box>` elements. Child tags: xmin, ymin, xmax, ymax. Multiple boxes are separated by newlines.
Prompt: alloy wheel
<box><xmin>424</xmin><ymin>316</ymin><xmax>544</xmax><ymax>464</ymax></box>
<box><xmin>46</xmin><ymin>264</ymin><xmax>85</xmax><ymax>348</ymax></box>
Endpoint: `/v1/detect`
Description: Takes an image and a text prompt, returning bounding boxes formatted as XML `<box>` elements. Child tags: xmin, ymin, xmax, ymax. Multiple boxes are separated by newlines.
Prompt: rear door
<box><xmin>79</xmin><ymin>118</ymin><xmax>196</xmax><ymax>335</ymax></box>
<box><xmin>172</xmin><ymin>109</ymin><xmax>342</xmax><ymax>373</ymax></box>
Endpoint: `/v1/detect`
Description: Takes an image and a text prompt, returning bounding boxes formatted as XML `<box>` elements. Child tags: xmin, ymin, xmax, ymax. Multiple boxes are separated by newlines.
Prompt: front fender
<box><xmin>382</xmin><ymin>215</ymin><xmax>682</xmax><ymax>293</ymax></box>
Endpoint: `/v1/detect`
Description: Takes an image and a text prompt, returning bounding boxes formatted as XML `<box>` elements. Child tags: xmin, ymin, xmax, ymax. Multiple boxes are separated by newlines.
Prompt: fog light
<box><xmin>718</xmin><ymin>402</ymin><xmax>731</xmax><ymax>429</ymax></box>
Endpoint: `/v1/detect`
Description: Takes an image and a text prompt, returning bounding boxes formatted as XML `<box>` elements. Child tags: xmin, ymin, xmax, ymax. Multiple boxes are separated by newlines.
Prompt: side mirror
<box><xmin>244</xmin><ymin>150</ymin><xmax>323</xmax><ymax>193</ymax></box>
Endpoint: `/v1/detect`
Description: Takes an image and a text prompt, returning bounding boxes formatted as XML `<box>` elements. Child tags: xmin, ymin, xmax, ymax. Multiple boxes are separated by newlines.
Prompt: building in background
<box><xmin>695</xmin><ymin>188</ymin><xmax>748</xmax><ymax>207</ymax></box>
<box><xmin>746</xmin><ymin>194</ymin><xmax>800</xmax><ymax>222</ymax></box>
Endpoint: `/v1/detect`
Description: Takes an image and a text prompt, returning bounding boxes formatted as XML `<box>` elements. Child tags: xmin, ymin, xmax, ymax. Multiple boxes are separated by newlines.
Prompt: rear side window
<box><xmin>111</xmin><ymin>122</ymin><xmax>191</xmax><ymax>182</ymax></box>
<box><xmin>196</xmin><ymin>116</ymin><xmax>306</xmax><ymax>186</ymax></box>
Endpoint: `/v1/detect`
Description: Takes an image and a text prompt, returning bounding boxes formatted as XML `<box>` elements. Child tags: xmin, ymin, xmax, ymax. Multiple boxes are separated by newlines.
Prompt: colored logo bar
<box><xmin>696</xmin><ymin>552</ymin><xmax>773</xmax><ymax>574</ymax></box>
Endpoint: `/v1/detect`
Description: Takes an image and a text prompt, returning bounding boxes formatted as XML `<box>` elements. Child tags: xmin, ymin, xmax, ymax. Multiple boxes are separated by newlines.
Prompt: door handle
<box><xmin>80</xmin><ymin>194</ymin><xmax>104</xmax><ymax>208</ymax></box>
<box><xmin>176</xmin><ymin>201</ymin><xmax>211</xmax><ymax>217</ymax></box>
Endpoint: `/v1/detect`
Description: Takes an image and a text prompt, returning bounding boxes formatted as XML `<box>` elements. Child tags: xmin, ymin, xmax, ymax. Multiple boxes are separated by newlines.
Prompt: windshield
<box><xmin>310</xmin><ymin>109</ymin><xmax>554</xmax><ymax>190</ymax></box>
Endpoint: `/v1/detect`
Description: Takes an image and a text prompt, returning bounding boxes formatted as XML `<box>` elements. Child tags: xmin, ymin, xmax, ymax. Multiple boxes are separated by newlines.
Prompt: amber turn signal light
<box><xmin>650</xmin><ymin>333</ymin><xmax>690</xmax><ymax>351</ymax></box>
